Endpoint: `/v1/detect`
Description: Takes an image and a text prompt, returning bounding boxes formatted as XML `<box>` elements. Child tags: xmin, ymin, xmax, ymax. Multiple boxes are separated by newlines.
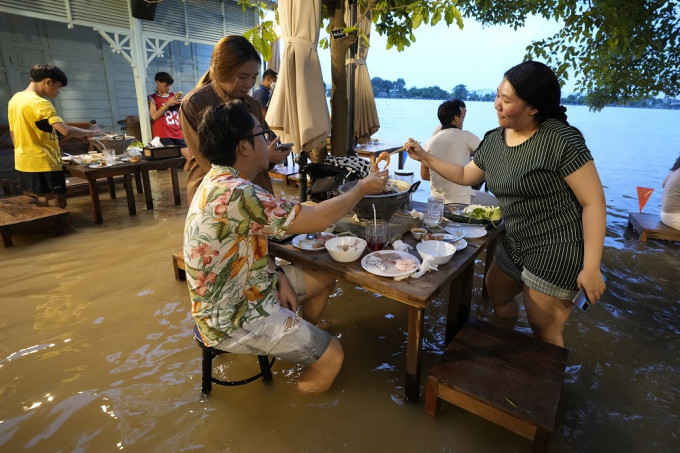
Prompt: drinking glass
<box><xmin>424</xmin><ymin>195</ymin><xmax>445</xmax><ymax>226</ymax></box>
<box><xmin>365</xmin><ymin>222</ymin><xmax>389</xmax><ymax>251</ymax></box>
<box><xmin>103</xmin><ymin>149</ymin><xmax>116</xmax><ymax>166</ymax></box>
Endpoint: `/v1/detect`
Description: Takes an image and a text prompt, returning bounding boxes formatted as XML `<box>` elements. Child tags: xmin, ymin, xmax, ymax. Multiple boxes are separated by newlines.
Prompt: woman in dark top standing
<box><xmin>405</xmin><ymin>61</ymin><xmax>606</xmax><ymax>346</ymax></box>
<box><xmin>179</xmin><ymin>35</ymin><xmax>291</xmax><ymax>202</ymax></box>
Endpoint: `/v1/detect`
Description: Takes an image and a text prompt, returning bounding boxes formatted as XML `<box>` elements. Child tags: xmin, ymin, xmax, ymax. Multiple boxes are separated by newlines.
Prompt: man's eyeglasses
<box><xmin>245</xmin><ymin>129</ymin><xmax>275</xmax><ymax>142</ymax></box>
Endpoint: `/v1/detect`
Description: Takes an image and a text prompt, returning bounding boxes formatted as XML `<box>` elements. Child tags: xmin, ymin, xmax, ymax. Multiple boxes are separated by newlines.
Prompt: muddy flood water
<box><xmin>1</xmin><ymin>167</ymin><xmax>678</xmax><ymax>452</ymax></box>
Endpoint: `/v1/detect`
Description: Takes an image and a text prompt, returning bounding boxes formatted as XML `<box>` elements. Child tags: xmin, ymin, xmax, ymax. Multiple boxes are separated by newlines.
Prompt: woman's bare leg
<box><xmin>523</xmin><ymin>287</ymin><xmax>573</xmax><ymax>347</ymax></box>
<box><xmin>298</xmin><ymin>336</ymin><xmax>344</xmax><ymax>393</ymax></box>
<box><xmin>486</xmin><ymin>259</ymin><xmax>523</xmax><ymax>320</ymax></box>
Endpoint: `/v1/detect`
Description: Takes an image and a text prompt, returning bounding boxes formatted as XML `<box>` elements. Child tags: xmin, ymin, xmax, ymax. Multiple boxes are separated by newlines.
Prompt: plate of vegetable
<box><xmin>444</xmin><ymin>203</ymin><xmax>502</xmax><ymax>226</ymax></box>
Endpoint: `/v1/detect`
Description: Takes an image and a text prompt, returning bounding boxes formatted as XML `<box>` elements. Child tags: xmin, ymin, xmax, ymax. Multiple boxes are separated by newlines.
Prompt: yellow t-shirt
<box><xmin>8</xmin><ymin>90</ymin><xmax>64</xmax><ymax>172</ymax></box>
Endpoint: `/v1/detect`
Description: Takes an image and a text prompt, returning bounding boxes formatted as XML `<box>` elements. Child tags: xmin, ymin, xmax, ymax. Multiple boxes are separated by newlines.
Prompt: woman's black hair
<box><xmin>671</xmin><ymin>155</ymin><xmax>680</xmax><ymax>172</ymax></box>
<box><xmin>30</xmin><ymin>63</ymin><xmax>68</xmax><ymax>87</ymax></box>
<box><xmin>197</xmin><ymin>100</ymin><xmax>255</xmax><ymax>167</ymax></box>
<box><xmin>504</xmin><ymin>61</ymin><xmax>567</xmax><ymax>124</ymax></box>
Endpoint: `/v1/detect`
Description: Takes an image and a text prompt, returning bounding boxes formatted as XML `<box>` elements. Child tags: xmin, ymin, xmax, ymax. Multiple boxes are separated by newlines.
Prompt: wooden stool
<box><xmin>425</xmin><ymin>319</ymin><xmax>569</xmax><ymax>453</ymax></box>
<box><xmin>628</xmin><ymin>212</ymin><xmax>680</xmax><ymax>242</ymax></box>
<box><xmin>0</xmin><ymin>195</ymin><xmax>69</xmax><ymax>247</ymax></box>
<box><xmin>172</xmin><ymin>251</ymin><xmax>186</xmax><ymax>281</ymax></box>
<box><xmin>194</xmin><ymin>325</ymin><xmax>274</xmax><ymax>395</ymax></box>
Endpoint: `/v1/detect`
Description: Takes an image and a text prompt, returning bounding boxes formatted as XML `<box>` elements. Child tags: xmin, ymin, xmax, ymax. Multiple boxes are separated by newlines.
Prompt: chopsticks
<box><xmin>389</xmin><ymin>141</ymin><xmax>419</xmax><ymax>155</ymax></box>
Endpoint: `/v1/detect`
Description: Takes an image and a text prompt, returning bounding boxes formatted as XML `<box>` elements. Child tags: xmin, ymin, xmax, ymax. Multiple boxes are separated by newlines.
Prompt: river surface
<box><xmin>1</xmin><ymin>100</ymin><xmax>679</xmax><ymax>452</ymax></box>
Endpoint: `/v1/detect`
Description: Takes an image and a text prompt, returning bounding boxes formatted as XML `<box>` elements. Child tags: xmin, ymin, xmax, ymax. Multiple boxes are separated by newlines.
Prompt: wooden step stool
<box><xmin>628</xmin><ymin>212</ymin><xmax>680</xmax><ymax>242</ymax></box>
<box><xmin>0</xmin><ymin>195</ymin><xmax>69</xmax><ymax>247</ymax></box>
<box><xmin>172</xmin><ymin>251</ymin><xmax>186</xmax><ymax>281</ymax></box>
<box><xmin>425</xmin><ymin>319</ymin><xmax>569</xmax><ymax>453</ymax></box>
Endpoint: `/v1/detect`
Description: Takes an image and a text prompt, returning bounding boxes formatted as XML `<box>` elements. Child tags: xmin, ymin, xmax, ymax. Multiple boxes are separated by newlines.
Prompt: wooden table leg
<box><xmin>445</xmin><ymin>263</ymin><xmax>474</xmax><ymax>344</ymax></box>
<box><xmin>87</xmin><ymin>179</ymin><xmax>103</xmax><ymax>224</ymax></box>
<box><xmin>482</xmin><ymin>232</ymin><xmax>500</xmax><ymax>298</ymax></box>
<box><xmin>123</xmin><ymin>174</ymin><xmax>136</xmax><ymax>216</ymax></box>
<box><xmin>140</xmin><ymin>170</ymin><xmax>154</xmax><ymax>210</ymax></box>
<box><xmin>107</xmin><ymin>177</ymin><xmax>116</xmax><ymax>199</ymax></box>
<box><xmin>170</xmin><ymin>167</ymin><xmax>180</xmax><ymax>205</ymax></box>
<box><xmin>135</xmin><ymin>171</ymin><xmax>143</xmax><ymax>194</ymax></box>
<box><xmin>1</xmin><ymin>228</ymin><xmax>13</xmax><ymax>247</ymax></box>
<box><xmin>405</xmin><ymin>306</ymin><xmax>425</xmax><ymax>402</ymax></box>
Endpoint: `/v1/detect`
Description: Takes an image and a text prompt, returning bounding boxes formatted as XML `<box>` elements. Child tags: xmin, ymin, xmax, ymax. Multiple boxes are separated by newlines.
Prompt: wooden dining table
<box><xmin>65</xmin><ymin>156</ymin><xmax>183</xmax><ymax>223</ymax></box>
<box><xmin>268</xmin><ymin>202</ymin><xmax>502</xmax><ymax>401</ymax></box>
<box><xmin>354</xmin><ymin>141</ymin><xmax>407</xmax><ymax>169</ymax></box>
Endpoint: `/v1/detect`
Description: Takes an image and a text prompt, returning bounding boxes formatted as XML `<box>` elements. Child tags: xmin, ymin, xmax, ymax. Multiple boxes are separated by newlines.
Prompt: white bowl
<box><xmin>416</xmin><ymin>240</ymin><xmax>455</xmax><ymax>265</ymax></box>
<box><xmin>325</xmin><ymin>236</ymin><xmax>367</xmax><ymax>263</ymax></box>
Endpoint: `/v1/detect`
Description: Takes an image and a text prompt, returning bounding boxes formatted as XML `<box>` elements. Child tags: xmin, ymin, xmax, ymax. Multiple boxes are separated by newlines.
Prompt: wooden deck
<box><xmin>0</xmin><ymin>195</ymin><xmax>69</xmax><ymax>247</ymax></box>
<box><xmin>628</xmin><ymin>212</ymin><xmax>680</xmax><ymax>242</ymax></box>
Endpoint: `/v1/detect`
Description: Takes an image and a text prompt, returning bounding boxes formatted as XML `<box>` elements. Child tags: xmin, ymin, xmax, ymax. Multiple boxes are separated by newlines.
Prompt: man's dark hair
<box><xmin>263</xmin><ymin>69</ymin><xmax>278</xmax><ymax>80</ymax></box>
<box><xmin>30</xmin><ymin>64</ymin><xmax>68</xmax><ymax>87</ymax></box>
<box><xmin>154</xmin><ymin>72</ymin><xmax>174</xmax><ymax>84</ymax></box>
<box><xmin>197</xmin><ymin>100</ymin><xmax>255</xmax><ymax>167</ymax></box>
<box><xmin>437</xmin><ymin>99</ymin><xmax>466</xmax><ymax>126</ymax></box>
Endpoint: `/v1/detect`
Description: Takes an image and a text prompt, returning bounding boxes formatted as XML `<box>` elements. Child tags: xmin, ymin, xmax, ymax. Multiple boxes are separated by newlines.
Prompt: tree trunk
<box><xmin>326</xmin><ymin>0</ymin><xmax>353</xmax><ymax>157</ymax></box>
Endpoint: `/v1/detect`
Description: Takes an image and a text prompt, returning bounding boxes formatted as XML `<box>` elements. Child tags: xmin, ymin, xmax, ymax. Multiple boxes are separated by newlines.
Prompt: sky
<box><xmin>316</xmin><ymin>15</ymin><xmax>576</xmax><ymax>94</ymax></box>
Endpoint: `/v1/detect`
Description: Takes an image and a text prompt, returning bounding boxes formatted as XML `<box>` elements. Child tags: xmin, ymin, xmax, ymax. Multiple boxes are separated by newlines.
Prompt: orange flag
<box><xmin>636</xmin><ymin>186</ymin><xmax>654</xmax><ymax>212</ymax></box>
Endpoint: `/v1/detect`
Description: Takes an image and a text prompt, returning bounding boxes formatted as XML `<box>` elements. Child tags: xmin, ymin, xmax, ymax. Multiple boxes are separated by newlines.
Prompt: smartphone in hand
<box><xmin>573</xmin><ymin>275</ymin><xmax>606</xmax><ymax>312</ymax></box>
<box><xmin>572</xmin><ymin>287</ymin><xmax>591</xmax><ymax>312</ymax></box>
<box><xmin>276</xmin><ymin>142</ymin><xmax>294</xmax><ymax>151</ymax></box>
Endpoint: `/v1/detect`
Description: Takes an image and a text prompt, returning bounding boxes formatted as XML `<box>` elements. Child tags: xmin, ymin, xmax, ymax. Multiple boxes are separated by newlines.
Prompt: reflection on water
<box><xmin>0</xmin><ymin>169</ymin><xmax>678</xmax><ymax>452</ymax></box>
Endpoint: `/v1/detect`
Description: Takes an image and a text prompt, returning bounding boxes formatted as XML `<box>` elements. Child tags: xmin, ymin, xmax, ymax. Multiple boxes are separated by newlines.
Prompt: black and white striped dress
<box><xmin>473</xmin><ymin>119</ymin><xmax>593</xmax><ymax>291</ymax></box>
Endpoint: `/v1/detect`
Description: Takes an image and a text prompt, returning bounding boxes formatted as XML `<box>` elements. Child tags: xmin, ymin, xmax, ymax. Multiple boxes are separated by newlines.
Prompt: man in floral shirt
<box><xmin>184</xmin><ymin>101</ymin><xmax>387</xmax><ymax>392</ymax></box>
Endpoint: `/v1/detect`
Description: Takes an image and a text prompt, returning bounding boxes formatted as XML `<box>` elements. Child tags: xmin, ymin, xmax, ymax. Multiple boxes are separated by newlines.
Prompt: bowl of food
<box><xmin>411</xmin><ymin>227</ymin><xmax>426</xmax><ymax>241</ymax></box>
<box><xmin>325</xmin><ymin>236</ymin><xmax>367</xmax><ymax>263</ymax></box>
<box><xmin>416</xmin><ymin>240</ymin><xmax>456</xmax><ymax>265</ymax></box>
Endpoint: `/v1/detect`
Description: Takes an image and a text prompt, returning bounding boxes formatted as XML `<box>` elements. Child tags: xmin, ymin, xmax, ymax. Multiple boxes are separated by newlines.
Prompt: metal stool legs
<box><xmin>194</xmin><ymin>326</ymin><xmax>274</xmax><ymax>395</ymax></box>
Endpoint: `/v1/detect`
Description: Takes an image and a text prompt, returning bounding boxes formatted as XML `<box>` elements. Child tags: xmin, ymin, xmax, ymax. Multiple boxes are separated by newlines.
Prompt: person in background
<box><xmin>660</xmin><ymin>154</ymin><xmax>680</xmax><ymax>230</ymax></box>
<box><xmin>421</xmin><ymin>99</ymin><xmax>480</xmax><ymax>204</ymax></box>
<box><xmin>148</xmin><ymin>72</ymin><xmax>190</xmax><ymax>169</ymax></box>
<box><xmin>405</xmin><ymin>61</ymin><xmax>607</xmax><ymax>347</ymax></box>
<box><xmin>8</xmin><ymin>63</ymin><xmax>101</xmax><ymax>208</ymax></box>
<box><xmin>185</xmin><ymin>100</ymin><xmax>387</xmax><ymax>392</ymax></box>
<box><xmin>180</xmin><ymin>35</ymin><xmax>290</xmax><ymax>202</ymax></box>
<box><xmin>252</xmin><ymin>68</ymin><xmax>277</xmax><ymax>117</ymax></box>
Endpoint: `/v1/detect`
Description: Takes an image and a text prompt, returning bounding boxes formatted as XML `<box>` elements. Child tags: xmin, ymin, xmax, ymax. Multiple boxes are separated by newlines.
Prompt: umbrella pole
<box><xmin>346</xmin><ymin>0</ymin><xmax>357</xmax><ymax>156</ymax></box>
<box><xmin>299</xmin><ymin>150</ymin><xmax>308</xmax><ymax>202</ymax></box>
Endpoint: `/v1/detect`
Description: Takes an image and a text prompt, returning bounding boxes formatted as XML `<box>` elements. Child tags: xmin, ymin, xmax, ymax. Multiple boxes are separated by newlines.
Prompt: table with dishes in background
<box><xmin>63</xmin><ymin>142</ymin><xmax>184</xmax><ymax>223</ymax></box>
<box><xmin>268</xmin><ymin>199</ymin><xmax>503</xmax><ymax>401</ymax></box>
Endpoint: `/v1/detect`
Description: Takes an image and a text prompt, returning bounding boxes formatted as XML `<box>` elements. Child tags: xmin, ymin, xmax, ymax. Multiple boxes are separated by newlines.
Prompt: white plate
<box><xmin>120</xmin><ymin>157</ymin><xmax>130</xmax><ymax>162</ymax></box>
<box><xmin>445</xmin><ymin>225</ymin><xmax>487</xmax><ymax>239</ymax></box>
<box><xmin>452</xmin><ymin>238</ymin><xmax>467</xmax><ymax>251</ymax></box>
<box><xmin>88</xmin><ymin>164</ymin><xmax>102</xmax><ymax>168</ymax></box>
<box><xmin>291</xmin><ymin>233</ymin><xmax>334</xmax><ymax>251</ymax></box>
<box><xmin>361</xmin><ymin>250</ymin><xmax>421</xmax><ymax>277</ymax></box>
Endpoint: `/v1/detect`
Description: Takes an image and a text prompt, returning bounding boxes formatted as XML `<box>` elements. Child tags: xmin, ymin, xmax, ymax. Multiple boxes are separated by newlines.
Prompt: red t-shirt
<box><xmin>149</xmin><ymin>92</ymin><xmax>183</xmax><ymax>139</ymax></box>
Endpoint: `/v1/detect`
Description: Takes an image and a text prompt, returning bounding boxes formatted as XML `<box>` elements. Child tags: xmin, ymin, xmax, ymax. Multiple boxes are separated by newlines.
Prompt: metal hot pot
<box><xmin>338</xmin><ymin>179</ymin><xmax>420</xmax><ymax>221</ymax></box>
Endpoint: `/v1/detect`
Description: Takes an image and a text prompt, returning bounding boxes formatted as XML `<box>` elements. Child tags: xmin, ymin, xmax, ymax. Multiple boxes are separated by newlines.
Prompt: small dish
<box><xmin>411</xmin><ymin>228</ymin><xmax>426</xmax><ymax>240</ymax></box>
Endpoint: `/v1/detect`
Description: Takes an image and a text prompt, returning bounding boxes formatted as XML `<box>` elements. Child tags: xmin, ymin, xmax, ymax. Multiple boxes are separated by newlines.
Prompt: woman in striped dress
<box><xmin>405</xmin><ymin>61</ymin><xmax>606</xmax><ymax>346</ymax></box>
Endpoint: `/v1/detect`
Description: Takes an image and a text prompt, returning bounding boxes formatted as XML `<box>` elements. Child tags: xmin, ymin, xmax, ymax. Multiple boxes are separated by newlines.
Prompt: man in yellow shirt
<box><xmin>8</xmin><ymin>63</ymin><xmax>100</xmax><ymax>208</ymax></box>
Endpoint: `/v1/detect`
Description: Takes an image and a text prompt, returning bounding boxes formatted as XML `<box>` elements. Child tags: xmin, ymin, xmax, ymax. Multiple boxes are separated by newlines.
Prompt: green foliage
<box><xmin>457</xmin><ymin>0</ymin><xmax>680</xmax><ymax>110</ymax></box>
<box><xmin>242</xmin><ymin>0</ymin><xmax>679</xmax><ymax>113</ymax></box>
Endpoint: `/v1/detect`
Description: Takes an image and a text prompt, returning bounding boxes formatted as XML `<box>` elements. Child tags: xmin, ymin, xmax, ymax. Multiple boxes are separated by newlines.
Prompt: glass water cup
<box><xmin>103</xmin><ymin>149</ymin><xmax>116</xmax><ymax>166</ymax></box>
<box><xmin>365</xmin><ymin>222</ymin><xmax>389</xmax><ymax>251</ymax></box>
<box><xmin>424</xmin><ymin>195</ymin><xmax>445</xmax><ymax>226</ymax></box>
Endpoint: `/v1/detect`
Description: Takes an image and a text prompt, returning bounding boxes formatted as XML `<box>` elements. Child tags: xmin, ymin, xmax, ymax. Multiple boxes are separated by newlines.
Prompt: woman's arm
<box><xmin>565</xmin><ymin>161</ymin><xmax>607</xmax><ymax>303</ymax></box>
<box><xmin>405</xmin><ymin>139</ymin><xmax>485</xmax><ymax>186</ymax></box>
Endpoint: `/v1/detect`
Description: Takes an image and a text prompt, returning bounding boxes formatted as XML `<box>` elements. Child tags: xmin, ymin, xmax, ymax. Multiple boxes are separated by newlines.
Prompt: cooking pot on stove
<box><xmin>339</xmin><ymin>179</ymin><xmax>420</xmax><ymax>221</ymax></box>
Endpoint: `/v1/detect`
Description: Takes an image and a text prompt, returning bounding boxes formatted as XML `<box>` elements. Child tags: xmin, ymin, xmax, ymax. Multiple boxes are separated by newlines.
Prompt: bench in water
<box><xmin>425</xmin><ymin>319</ymin><xmax>569</xmax><ymax>453</ymax></box>
<box><xmin>0</xmin><ymin>195</ymin><xmax>69</xmax><ymax>247</ymax></box>
<box><xmin>628</xmin><ymin>212</ymin><xmax>680</xmax><ymax>242</ymax></box>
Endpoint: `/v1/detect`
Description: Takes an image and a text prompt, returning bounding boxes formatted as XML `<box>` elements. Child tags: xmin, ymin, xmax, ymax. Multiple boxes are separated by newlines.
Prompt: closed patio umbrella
<box><xmin>349</xmin><ymin>12</ymin><xmax>380</xmax><ymax>144</ymax></box>
<box><xmin>265</xmin><ymin>0</ymin><xmax>330</xmax><ymax>152</ymax></box>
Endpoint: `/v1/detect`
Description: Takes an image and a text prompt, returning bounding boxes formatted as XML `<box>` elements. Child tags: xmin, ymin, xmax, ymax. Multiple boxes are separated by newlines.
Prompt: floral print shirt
<box><xmin>184</xmin><ymin>165</ymin><xmax>300</xmax><ymax>346</ymax></box>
